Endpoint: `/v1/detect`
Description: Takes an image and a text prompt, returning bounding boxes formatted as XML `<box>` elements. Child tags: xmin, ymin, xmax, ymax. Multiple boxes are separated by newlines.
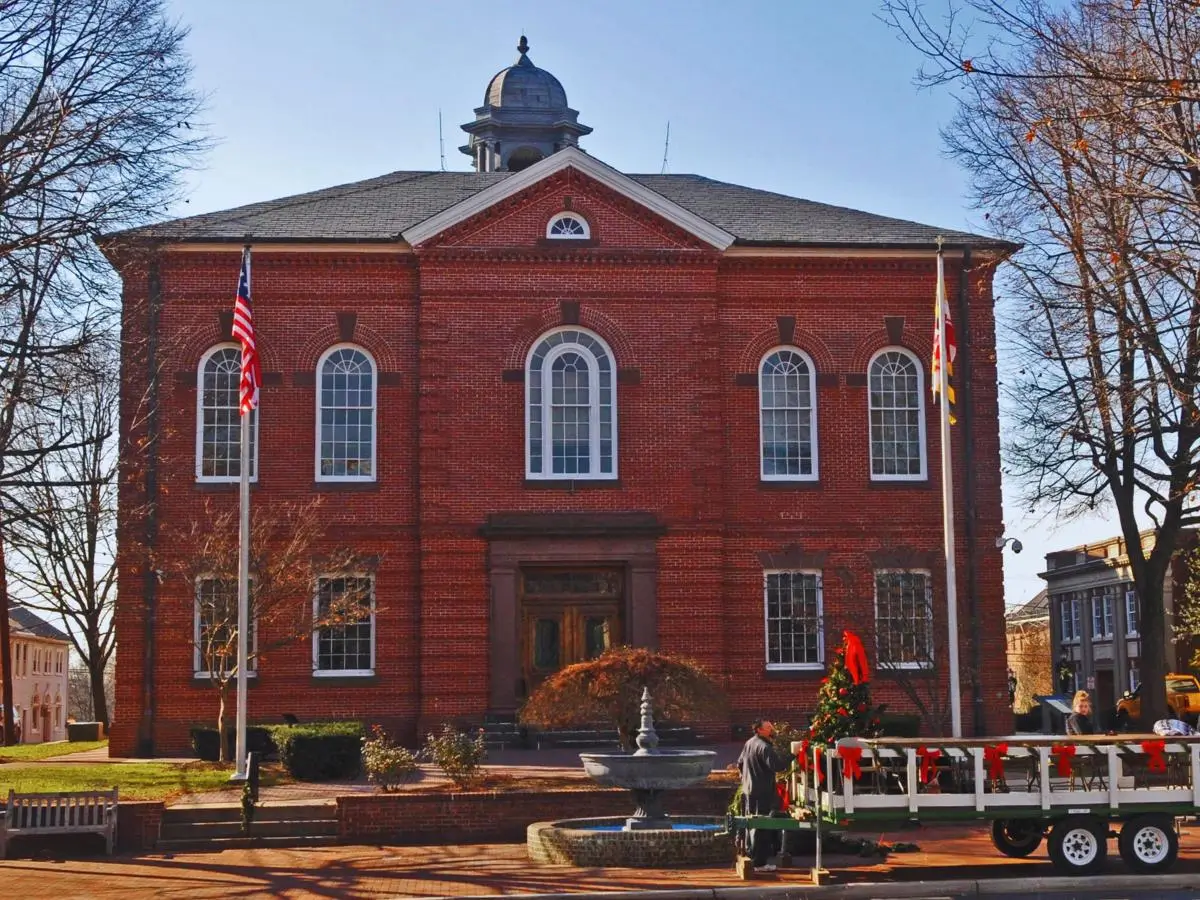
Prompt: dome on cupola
<box><xmin>461</xmin><ymin>36</ymin><xmax>592</xmax><ymax>173</ymax></box>
<box><xmin>484</xmin><ymin>36</ymin><xmax>570</xmax><ymax>110</ymax></box>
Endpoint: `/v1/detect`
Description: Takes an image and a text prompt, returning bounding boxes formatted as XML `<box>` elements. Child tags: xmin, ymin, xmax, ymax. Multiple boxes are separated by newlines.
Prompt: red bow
<box><xmin>838</xmin><ymin>745</ymin><xmax>864</xmax><ymax>780</ymax></box>
<box><xmin>983</xmin><ymin>743</ymin><xmax>1008</xmax><ymax>781</ymax></box>
<box><xmin>1051</xmin><ymin>743</ymin><xmax>1076</xmax><ymax>778</ymax></box>
<box><xmin>1141</xmin><ymin>740</ymin><xmax>1167</xmax><ymax>773</ymax></box>
<box><xmin>917</xmin><ymin>746</ymin><xmax>941</xmax><ymax>784</ymax></box>
<box><xmin>843</xmin><ymin>630</ymin><xmax>870</xmax><ymax>685</ymax></box>
<box><xmin>796</xmin><ymin>740</ymin><xmax>824</xmax><ymax>782</ymax></box>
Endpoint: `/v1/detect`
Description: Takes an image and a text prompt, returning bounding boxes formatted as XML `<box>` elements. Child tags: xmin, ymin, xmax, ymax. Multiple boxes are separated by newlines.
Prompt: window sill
<box><xmin>524</xmin><ymin>478</ymin><xmax>622</xmax><ymax>491</ymax></box>
<box><xmin>878</xmin><ymin>664</ymin><xmax>936</xmax><ymax>675</ymax></box>
<box><xmin>311</xmin><ymin>671</ymin><xmax>378</xmax><ymax>686</ymax></box>
<box><xmin>758</xmin><ymin>479</ymin><xmax>821</xmax><ymax>491</ymax></box>
<box><xmin>764</xmin><ymin>666</ymin><xmax>824</xmax><ymax>679</ymax></box>
<box><xmin>867</xmin><ymin>478</ymin><xmax>931</xmax><ymax>490</ymax></box>
<box><xmin>312</xmin><ymin>481</ymin><xmax>379</xmax><ymax>493</ymax></box>
<box><xmin>193</xmin><ymin>672</ymin><xmax>258</xmax><ymax>682</ymax></box>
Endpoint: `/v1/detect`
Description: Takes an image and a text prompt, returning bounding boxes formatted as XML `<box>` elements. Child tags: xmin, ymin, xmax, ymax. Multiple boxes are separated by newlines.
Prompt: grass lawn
<box><xmin>0</xmin><ymin>740</ymin><xmax>108</xmax><ymax>763</ymax></box>
<box><xmin>0</xmin><ymin>761</ymin><xmax>288</xmax><ymax>801</ymax></box>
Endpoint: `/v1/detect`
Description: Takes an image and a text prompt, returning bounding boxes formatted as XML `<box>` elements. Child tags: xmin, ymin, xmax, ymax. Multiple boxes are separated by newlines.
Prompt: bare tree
<box><xmin>0</xmin><ymin>0</ymin><xmax>206</xmax><ymax>743</ymax></box>
<box><xmin>167</xmin><ymin>498</ymin><xmax>373</xmax><ymax>761</ymax></box>
<box><xmin>1008</xmin><ymin>620</ymin><xmax>1053</xmax><ymax>713</ymax></box>
<box><xmin>69</xmin><ymin>658</ymin><xmax>114</xmax><ymax>722</ymax></box>
<box><xmin>6</xmin><ymin>344</ymin><xmax>118</xmax><ymax>727</ymax></box>
<box><xmin>882</xmin><ymin>0</ymin><xmax>1200</xmax><ymax>724</ymax></box>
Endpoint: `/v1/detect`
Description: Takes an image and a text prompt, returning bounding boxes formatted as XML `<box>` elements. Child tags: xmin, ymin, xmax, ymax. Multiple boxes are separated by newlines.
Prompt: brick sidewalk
<box><xmin>2</xmin><ymin>824</ymin><xmax>1198</xmax><ymax>899</ymax></box>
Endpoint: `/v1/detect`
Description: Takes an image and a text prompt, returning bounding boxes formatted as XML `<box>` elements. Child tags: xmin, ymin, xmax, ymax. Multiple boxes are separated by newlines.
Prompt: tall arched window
<box><xmin>526</xmin><ymin>327</ymin><xmax>616</xmax><ymax>479</ymax></box>
<box><xmin>868</xmin><ymin>348</ymin><xmax>926</xmax><ymax>480</ymax></box>
<box><xmin>197</xmin><ymin>345</ymin><xmax>257</xmax><ymax>481</ymax></box>
<box><xmin>759</xmin><ymin>348</ymin><xmax>817</xmax><ymax>480</ymax></box>
<box><xmin>316</xmin><ymin>345</ymin><xmax>376</xmax><ymax>481</ymax></box>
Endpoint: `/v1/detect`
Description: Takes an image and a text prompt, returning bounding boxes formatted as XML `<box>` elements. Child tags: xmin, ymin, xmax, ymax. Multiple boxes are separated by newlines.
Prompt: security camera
<box><xmin>996</xmin><ymin>536</ymin><xmax>1023</xmax><ymax>554</ymax></box>
<box><xmin>1011</xmin><ymin>539</ymin><xmax>1023</xmax><ymax>554</ymax></box>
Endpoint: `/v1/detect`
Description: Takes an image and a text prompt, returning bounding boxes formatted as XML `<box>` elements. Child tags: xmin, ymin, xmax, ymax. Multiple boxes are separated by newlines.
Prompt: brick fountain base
<box><xmin>527</xmin><ymin>817</ymin><xmax>734</xmax><ymax>868</ymax></box>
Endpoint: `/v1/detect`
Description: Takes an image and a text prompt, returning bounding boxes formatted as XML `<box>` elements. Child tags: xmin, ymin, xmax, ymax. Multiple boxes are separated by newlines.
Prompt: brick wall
<box><xmin>110</xmin><ymin>166</ymin><xmax>1009</xmax><ymax>756</ymax></box>
<box><xmin>336</xmin><ymin>785</ymin><xmax>730</xmax><ymax>844</ymax></box>
<box><xmin>117</xmin><ymin>801</ymin><xmax>164</xmax><ymax>852</ymax></box>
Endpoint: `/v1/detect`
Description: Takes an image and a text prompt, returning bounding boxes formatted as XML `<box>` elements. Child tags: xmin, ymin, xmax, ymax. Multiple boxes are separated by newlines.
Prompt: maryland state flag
<box><xmin>931</xmin><ymin>249</ymin><xmax>957</xmax><ymax>424</ymax></box>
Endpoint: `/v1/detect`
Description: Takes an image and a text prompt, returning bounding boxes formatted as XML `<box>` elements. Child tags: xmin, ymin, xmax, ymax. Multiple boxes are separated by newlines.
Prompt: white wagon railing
<box><xmin>786</xmin><ymin>735</ymin><xmax>1200</xmax><ymax>879</ymax></box>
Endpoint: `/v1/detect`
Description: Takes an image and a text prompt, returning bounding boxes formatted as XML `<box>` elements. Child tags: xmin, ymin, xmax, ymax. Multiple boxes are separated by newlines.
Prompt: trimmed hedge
<box><xmin>190</xmin><ymin>725</ymin><xmax>276</xmax><ymax>762</ymax></box>
<box><xmin>267</xmin><ymin>721</ymin><xmax>364</xmax><ymax>781</ymax></box>
<box><xmin>877</xmin><ymin>713</ymin><xmax>921</xmax><ymax>738</ymax></box>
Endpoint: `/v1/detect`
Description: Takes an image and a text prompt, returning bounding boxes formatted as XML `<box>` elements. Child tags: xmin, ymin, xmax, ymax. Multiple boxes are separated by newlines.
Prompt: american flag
<box><xmin>931</xmin><ymin>251</ymin><xmax>957</xmax><ymax>425</ymax></box>
<box><xmin>232</xmin><ymin>247</ymin><xmax>261</xmax><ymax>414</ymax></box>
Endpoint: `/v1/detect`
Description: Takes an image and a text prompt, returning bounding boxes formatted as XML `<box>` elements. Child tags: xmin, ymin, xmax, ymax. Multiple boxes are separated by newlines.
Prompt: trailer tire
<box><xmin>990</xmin><ymin>819</ymin><xmax>1043</xmax><ymax>858</ymax></box>
<box><xmin>1048</xmin><ymin>815</ymin><xmax>1108</xmax><ymax>875</ymax></box>
<box><xmin>1118</xmin><ymin>814</ymin><xmax>1178</xmax><ymax>874</ymax></box>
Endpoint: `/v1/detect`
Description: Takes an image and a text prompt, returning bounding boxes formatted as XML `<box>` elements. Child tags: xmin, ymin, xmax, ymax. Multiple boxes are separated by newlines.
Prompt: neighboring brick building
<box><xmin>102</xmin><ymin>38</ymin><xmax>1014</xmax><ymax>756</ymax></box>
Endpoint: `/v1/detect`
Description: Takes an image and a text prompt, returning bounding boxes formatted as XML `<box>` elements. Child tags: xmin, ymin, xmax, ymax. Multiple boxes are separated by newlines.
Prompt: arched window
<box><xmin>759</xmin><ymin>348</ymin><xmax>817</xmax><ymax>480</ymax></box>
<box><xmin>546</xmin><ymin>212</ymin><xmax>590</xmax><ymax>239</ymax></box>
<box><xmin>316</xmin><ymin>345</ymin><xmax>376</xmax><ymax>481</ymax></box>
<box><xmin>868</xmin><ymin>348</ymin><xmax>926</xmax><ymax>480</ymax></box>
<box><xmin>526</xmin><ymin>327</ymin><xmax>616</xmax><ymax>479</ymax></box>
<box><xmin>196</xmin><ymin>345</ymin><xmax>257</xmax><ymax>481</ymax></box>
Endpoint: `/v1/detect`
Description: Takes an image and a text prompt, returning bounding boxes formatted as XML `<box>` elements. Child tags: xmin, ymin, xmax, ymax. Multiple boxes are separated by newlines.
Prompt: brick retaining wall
<box><xmin>337</xmin><ymin>784</ymin><xmax>731</xmax><ymax>844</ymax></box>
<box><xmin>118</xmin><ymin>801</ymin><xmax>164</xmax><ymax>852</ymax></box>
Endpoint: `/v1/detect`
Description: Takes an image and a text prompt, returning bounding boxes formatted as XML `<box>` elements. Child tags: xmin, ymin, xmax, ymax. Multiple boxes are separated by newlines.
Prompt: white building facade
<box><xmin>4</xmin><ymin>607</ymin><xmax>70</xmax><ymax>743</ymax></box>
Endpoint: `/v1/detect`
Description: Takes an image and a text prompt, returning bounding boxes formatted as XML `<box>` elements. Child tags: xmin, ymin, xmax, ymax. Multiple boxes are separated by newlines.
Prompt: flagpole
<box><xmin>233</xmin><ymin>246</ymin><xmax>251</xmax><ymax>780</ymax></box>
<box><xmin>937</xmin><ymin>238</ymin><xmax>963</xmax><ymax>738</ymax></box>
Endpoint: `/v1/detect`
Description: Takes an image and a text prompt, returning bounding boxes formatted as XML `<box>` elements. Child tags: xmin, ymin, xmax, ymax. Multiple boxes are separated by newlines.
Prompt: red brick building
<box><xmin>103</xmin><ymin>39</ymin><xmax>1014</xmax><ymax>756</ymax></box>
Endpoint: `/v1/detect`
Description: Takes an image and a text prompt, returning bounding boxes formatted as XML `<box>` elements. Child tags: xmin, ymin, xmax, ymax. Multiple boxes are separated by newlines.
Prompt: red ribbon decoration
<box><xmin>814</xmin><ymin>745</ymin><xmax>825</xmax><ymax>783</ymax></box>
<box><xmin>797</xmin><ymin>740</ymin><xmax>810</xmax><ymax>772</ymax></box>
<box><xmin>1141</xmin><ymin>740</ymin><xmax>1168</xmax><ymax>773</ymax></box>
<box><xmin>838</xmin><ymin>745</ymin><xmax>865</xmax><ymax>780</ymax></box>
<box><xmin>917</xmin><ymin>746</ymin><xmax>941</xmax><ymax>784</ymax></box>
<box><xmin>1051</xmin><ymin>743</ymin><xmax>1076</xmax><ymax>778</ymax></box>
<box><xmin>982</xmin><ymin>743</ymin><xmax>1008</xmax><ymax>781</ymax></box>
<box><xmin>775</xmin><ymin>780</ymin><xmax>790</xmax><ymax>811</ymax></box>
<box><xmin>843</xmin><ymin>630</ymin><xmax>870</xmax><ymax>685</ymax></box>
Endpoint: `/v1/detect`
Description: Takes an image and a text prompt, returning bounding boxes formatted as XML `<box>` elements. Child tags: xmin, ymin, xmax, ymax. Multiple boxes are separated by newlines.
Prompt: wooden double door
<box><xmin>520</xmin><ymin>567</ymin><xmax>624</xmax><ymax>696</ymax></box>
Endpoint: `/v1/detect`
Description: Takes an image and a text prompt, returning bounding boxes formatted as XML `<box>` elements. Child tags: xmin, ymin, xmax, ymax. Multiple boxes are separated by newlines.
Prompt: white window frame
<box><xmin>525</xmin><ymin>326</ymin><xmax>618</xmax><ymax>480</ymax></box>
<box><xmin>763</xmin><ymin>569</ymin><xmax>825</xmax><ymax>671</ymax></box>
<box><xmin>758</xmin><ymin>347</ymin><xmax>819</xmax><ymax>482</ymax></box>
<box><xmin>315</xmin><ymin>343</ymin><xmax>378</xmax><ymax>483</ymax></box>
<box><xmin>1129</xmin><ymin>665</ymin><xmax>1140</xmax><ymax>692</ymax></box>
<box><xmin>867</xmin><ymin>347</ymin><xmax>928</xmax><ymax>481</ymax></box>
<box><xmin>196</xmin><ymin>343</ymin><xmax>259</xmax><ymax>483</ymax></box>
<box><xmin>1091</xmin><ymin>591</ymin><xmax>1114</xmax><ymax>640</ymax></box>
<box><xmin>193</xmin><ymin>576</ymin><xmax>258</xmax><ymax>679</ymax></box>
<box><xmin>312</xmin><ymin>573</ymin><xmax>376</xmax><ymax>678</ymax></box>
<box><xmin>546</xmin><ymin>212</ymin><xmax>590</xmax><ymax>239</ymax></box>
<box><xmin>1125</xmin><ymin>588</ymin><xmax>1139</xmax><ymax>637</ymax></box>
<box><xmin>873</xmin><ymin>568</ymin><xmax>935</xmax><ymax>670</ymax></box>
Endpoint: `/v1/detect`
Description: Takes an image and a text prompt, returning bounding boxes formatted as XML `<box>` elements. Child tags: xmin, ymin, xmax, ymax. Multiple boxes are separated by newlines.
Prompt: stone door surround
<box><xmin>480</xmin><ymin>512</ymin><xmax>665</xmax><ymax>715</ymax></box>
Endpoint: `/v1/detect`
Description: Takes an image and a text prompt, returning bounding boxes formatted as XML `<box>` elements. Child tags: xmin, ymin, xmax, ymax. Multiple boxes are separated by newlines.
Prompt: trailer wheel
<box><xmin>990</xmin><ymin>819</ymin><xmax>1043</xmax><ymax>858</ymax></box>
<box><xmin>1118</xmin><ymin>814</ymin><xmax>1178</xmax><ymax>874</ymax></box>
<box><xmin>1048</xmin><ymin>815</ymin><xmax>1108</xmax><ymax>875</ymax></box>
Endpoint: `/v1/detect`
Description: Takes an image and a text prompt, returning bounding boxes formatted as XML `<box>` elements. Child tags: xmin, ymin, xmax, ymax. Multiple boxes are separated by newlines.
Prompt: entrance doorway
<box><xmin>520</xmin><ymin>568</ymin><xmax>624</xmax><ymax>697</ymax></box>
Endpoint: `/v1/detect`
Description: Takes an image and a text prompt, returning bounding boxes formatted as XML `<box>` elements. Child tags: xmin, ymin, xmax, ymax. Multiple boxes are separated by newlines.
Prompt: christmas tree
<box><xmin>808</xmin><ymin>631</ymin><xmax>884</xmax><ymax>746</ymax></box>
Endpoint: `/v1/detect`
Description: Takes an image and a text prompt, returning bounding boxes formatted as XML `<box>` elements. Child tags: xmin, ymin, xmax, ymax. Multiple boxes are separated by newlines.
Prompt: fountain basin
<box><xmin>528</xmin><ymin>817</ymin><xmax>733</xmax><ymax>868</ymax></box>
<box><xmin>579</xmin><ymin>749</ymin><xmax>717</xmax><ymax>790</ymax></box>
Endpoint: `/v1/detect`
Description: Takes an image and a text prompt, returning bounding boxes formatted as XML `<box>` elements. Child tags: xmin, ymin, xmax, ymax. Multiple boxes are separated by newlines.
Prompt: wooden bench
<box><xmin>1</xmin><ymin>788</ymin><xmax>118</xmax><ymax>857</ymax></box>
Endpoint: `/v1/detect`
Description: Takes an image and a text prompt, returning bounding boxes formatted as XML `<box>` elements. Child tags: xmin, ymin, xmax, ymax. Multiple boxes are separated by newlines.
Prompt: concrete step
<box><xmin>162</xmin><ymin>801</ymin><xmax>337</xmax><ymax>824</ymax></box>
<box><xmin>160</xmin><ymin>817</ymin><xmax>338</xmax><ymax>842</ymax></box>
<box><xmin>156</xmin><ymin>833</ymin><xmax>340</xmax><ymax>852</ymax></box>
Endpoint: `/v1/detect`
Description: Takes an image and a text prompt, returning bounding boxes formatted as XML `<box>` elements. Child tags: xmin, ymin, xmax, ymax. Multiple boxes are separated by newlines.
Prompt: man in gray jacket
<box><xmin>737</xmin><ymin>718</ymin><xmax>792</xmax><ymax>872</ymax></box>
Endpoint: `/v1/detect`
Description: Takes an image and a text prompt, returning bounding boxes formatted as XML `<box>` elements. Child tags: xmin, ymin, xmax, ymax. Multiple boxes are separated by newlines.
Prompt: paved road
<box><xmin>921</xmin><ymin>893</ymin><xmax>1200</xmax><ymax>900</ymax></box>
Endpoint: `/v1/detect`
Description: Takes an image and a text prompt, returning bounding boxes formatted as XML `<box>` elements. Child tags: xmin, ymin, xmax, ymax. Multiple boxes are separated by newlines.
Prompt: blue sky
<box><xmin>168</xmin><ymin>0</ymin><xmax>1118</xmax><ymax>605</ymax></box>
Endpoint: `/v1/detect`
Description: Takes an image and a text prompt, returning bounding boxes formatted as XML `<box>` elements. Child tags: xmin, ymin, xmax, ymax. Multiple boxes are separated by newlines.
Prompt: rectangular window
<box><xmin>1129</xmin><ymin>665</ymin><xmax>1140</xmax><ymax>692</ymax></box>
<box><xmin>1091</xmin><ymin>591</ymin><xmax>1114</xmax><ymax>639</ymax></box>
<box><xmin>1059</xmin><ymin>595</ymin><xmax>1081</xmax><ymax>642</ymax></box>
<box><xmin>763</xmin><ymin>571</ymin><xmax>823</xmax><ymax>669</ymax></box>
<box><xmin>194</xmin><ymin>578</ymin><xmax>257</xmax><ymax>677</ymax></box>
<box><xmin>874</xmin><ymin>570</ymin><xmax>934</xmax><ymax>668</ymax></box>
<box><xmin>1125</xmin><ymin>589</ymin><xmax>1139</xmax><ymax>637</ymax></box>
<box><xmin>313</xmin><ymin>575</ymin><xmax>375</xmax><ymax>676</ymax></box>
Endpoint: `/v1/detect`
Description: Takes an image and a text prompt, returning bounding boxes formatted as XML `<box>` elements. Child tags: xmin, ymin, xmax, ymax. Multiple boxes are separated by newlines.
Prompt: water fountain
<box><xmin>527</xmin><ymin>688</ymin><xmax>732</xmax><ymax>867</ymax></box>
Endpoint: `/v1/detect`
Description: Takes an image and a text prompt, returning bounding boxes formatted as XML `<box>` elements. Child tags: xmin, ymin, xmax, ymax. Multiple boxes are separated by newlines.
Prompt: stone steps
<box><xmin>158</xmin><ymin>801</ymin><xmax>338</xmax><ymax>850</ymax></box>
<box><xmin>157</xmin><ymin>834</ymin><xmax>340</xmax><ymax>852</ymax></box>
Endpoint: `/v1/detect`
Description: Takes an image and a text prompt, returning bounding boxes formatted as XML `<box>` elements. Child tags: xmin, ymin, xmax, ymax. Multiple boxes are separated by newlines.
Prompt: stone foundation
<box><xmin>527</xmin><ymin>817</ymin><xmax>733</xmax><ymax>868</ymax></box>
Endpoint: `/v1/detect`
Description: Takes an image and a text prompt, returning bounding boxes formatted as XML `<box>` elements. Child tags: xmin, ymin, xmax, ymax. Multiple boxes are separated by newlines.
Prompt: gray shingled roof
<box><xmin>8</xmin><ymin>606</ymin><xmax>69</xmax><ymax>642</ymax></box>
<box><xmin>107</xmin><ymin>169</ymin><xmax>1008</xmax><ymax>249</ymax></box>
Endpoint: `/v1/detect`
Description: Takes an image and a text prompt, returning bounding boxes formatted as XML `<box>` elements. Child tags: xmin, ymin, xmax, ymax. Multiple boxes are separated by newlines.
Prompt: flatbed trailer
<box><xmin>729</xmin><ymin>734</ymin><xmax>1200</xmax><ymax>882</ymax></box>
